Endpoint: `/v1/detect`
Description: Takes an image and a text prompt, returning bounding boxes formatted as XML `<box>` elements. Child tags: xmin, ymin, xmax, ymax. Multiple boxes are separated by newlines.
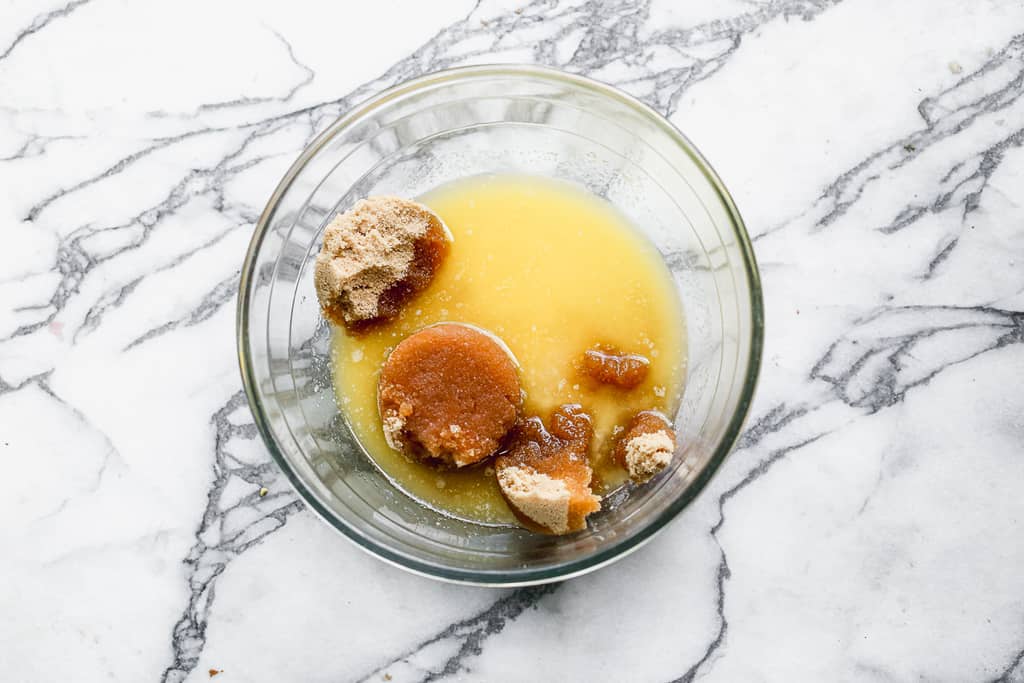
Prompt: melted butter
<box><xmin>331</xmin><ymin>174</ymin><xmax>686</xmax><ymax>525</ymax></box>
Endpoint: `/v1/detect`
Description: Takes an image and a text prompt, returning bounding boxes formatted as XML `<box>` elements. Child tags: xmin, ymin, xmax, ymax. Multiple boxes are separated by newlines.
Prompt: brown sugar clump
<box><xmin>378</xmin><ymin>323</ymin><xmax>521</xmax><ymax>468</ymax></box>
<box><xmin>580</xmin><ymin>345</ymin><xmax>650</xmax><ymax>389</ymax></box>
<box><xmin>495</xmin><ymin>404</ymin><xmax>601</xmax><ymax>534</ymax></box>
<box><xmin>614</xmin><ymin>410</ymin><xmax>676</xmax><ymax>483</ymax></box>
<box><xmin>314</xmin><ymin>196</ymin><xmax>450</xmax><ymax>332</ymax></box>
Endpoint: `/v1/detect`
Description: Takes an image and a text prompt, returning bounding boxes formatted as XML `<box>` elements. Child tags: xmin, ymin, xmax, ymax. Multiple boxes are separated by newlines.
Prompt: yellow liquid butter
<box><xmin>331</xmin><ymin>175</ymin><xmax>686</xmax><ymax>525</ymax></box>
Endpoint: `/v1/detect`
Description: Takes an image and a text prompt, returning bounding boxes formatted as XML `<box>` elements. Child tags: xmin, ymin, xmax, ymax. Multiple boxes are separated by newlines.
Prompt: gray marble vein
<box><xmin>161</xmin><ymin>392</ymin><xmax>303</xmax><ymax>683</ymax></box>
<box><xmin>356</xmin><ymin>586</ymin><xmax>560</xmax><ymax>683</ymax></box>
<box><xmin>0</xmin><ymin>0</ymin><xmax>94</xmax><ymax>62</ymax></box>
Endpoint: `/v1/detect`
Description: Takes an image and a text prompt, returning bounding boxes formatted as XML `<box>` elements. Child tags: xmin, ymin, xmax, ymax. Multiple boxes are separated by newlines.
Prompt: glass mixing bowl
<box><xmin>237</xmin><ymin>65</ymin><xmax>763</xmax><ymax>585</ymax></box>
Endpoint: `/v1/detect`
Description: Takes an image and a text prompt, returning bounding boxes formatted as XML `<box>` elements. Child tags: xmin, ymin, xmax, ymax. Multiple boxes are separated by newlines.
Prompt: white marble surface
<box><xmin>2</xmin><ymin>0</ymin><xmax>1024</xmax><ymax>680</ymax></box>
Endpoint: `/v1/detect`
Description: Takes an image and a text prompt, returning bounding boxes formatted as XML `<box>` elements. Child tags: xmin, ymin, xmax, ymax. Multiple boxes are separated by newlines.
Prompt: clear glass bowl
<box><xmin>237</xmin><ymin>65</ymin><xmax>763</xmax><ymax>585</ymax></box>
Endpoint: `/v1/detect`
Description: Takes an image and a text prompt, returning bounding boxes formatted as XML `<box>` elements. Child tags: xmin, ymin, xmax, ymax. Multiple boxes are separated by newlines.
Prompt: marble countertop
<box><xmin>3</xmin><ymin>0</ymin><xmax>1024</xmax><ymax>680</ymax></box>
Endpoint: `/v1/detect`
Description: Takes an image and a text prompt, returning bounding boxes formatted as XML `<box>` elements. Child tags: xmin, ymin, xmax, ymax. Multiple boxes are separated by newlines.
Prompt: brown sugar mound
<box><xmin>495</xmin><ymin>404</ymin><xmax>601</xmax><ymax>534</ymax></box>
<box><xmin>580</xmin><ymin>345</ymin><xmax>650</xmax><ymax>389</ymax></box>
<box><xmin>314</xmin><ymin>196</ymin><xmax>450</xmax><ymax>332</ymax></box>
<box><xmin>614</xmin><ymin>410</ymin><xmax>676</xmax><ymax>483</ymax></box>
<box><xmin>378</xmin><ymin>323</ymin><xmax>521</xmax><ymax>468</ymax></box>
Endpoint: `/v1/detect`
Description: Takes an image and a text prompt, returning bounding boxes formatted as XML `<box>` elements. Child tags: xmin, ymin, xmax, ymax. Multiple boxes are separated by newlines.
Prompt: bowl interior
<box><xmin>239</xmin><ymin>66</ymin><xmax>761</xmax><ymax>584</ymax></box>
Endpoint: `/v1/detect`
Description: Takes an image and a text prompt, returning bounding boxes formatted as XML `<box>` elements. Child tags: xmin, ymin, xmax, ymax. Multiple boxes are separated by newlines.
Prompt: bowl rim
<box><xmin>237</xmin><ymin>63</ymin><xmax>765</xmax><ymax>586</ymax></box>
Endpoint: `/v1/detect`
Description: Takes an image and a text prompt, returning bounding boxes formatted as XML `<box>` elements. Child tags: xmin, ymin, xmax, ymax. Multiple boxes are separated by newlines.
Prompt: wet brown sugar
<box><xmin>495</xmin><ymin>405</ymin><xmax>602</xmax><ymax>534</ymax></box>
<box><xmin>378</xmin><ymin>323</ymin><xmax>522</xmax><ymax>468</ymax></box>
<box><xmin>314</xmin><ymin>196</ymin><xmax>450</xmax><ymax>332</ymax></box>
<box><xmin>580</xmin><ymin>345</ymin><xmax>650</xmax><ymax>389</ymax></box>
<box><xmin>614</xmin><ymin>410</ymin><xmax>677</xmax><ymax>483</ymax></box>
